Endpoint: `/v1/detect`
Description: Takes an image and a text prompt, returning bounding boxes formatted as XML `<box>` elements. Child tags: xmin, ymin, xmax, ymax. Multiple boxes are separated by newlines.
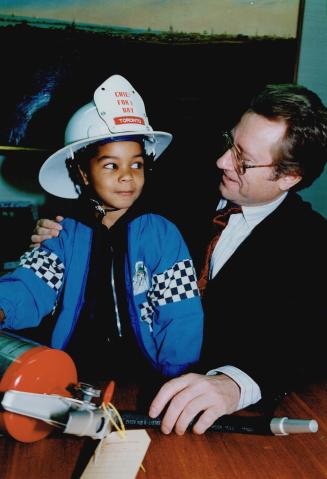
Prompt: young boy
<box><xmin>0</xmin><ymin>74</ymin><xmax>203</xmax><ymax>384</ymax></box>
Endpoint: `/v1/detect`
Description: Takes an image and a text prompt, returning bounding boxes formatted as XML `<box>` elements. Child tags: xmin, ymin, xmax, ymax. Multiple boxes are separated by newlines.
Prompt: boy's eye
<box><xmin>102</xmin><ymin>160</ymin><xmax>144</xmax><ymax>170</ymax></box>
<box><xmin>104</xmin><ymin>163</ymin><xmax>117</xmax><ymax>170</ymax></box>
<box><xmin>131</xmin><ymin>161</ymin><xmax>144</xmax><ymax>169</ymax></box>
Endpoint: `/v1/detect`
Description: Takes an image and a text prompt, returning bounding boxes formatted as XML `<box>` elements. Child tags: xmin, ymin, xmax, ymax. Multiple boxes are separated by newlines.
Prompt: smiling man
<box><xmin>148</xmin><ymin>83</ymin><xmax>327</xmax><ymax>434</ymax></box>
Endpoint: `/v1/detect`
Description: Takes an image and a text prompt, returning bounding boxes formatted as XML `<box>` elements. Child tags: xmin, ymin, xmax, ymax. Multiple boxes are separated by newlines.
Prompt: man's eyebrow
<box><xmin>230</xmin><ymin>129</ymin><xmax>242</xmax><ymax>154</ymax></box>
<box><xmin>231</xmin><ymin>129</ymin><xmax>255</xmax><ymax>160</ymax></box>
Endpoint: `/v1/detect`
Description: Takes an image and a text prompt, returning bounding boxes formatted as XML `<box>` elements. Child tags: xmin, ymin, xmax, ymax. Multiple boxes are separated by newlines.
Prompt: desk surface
<box><xmin>0</xmin><ymin>380</ymin><xmax>326</xmax><ymax>479</ymax></box>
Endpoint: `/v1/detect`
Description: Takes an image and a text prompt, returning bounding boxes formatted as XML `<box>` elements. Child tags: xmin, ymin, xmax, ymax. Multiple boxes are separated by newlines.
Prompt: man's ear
<box><xmin>279</xmin><ymin>174</ymin><xmax>302</xmax><ymax>191</ymax></box>
<box><xmin>78</xmin><ymin>165</ymin><xmax>89</xmax><ymax>186</ymax></box>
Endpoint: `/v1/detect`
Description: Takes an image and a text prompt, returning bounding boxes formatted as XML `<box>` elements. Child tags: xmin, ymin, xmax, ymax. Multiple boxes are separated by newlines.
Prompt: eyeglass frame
<box><xmin>222</xmin><ymin>130</ymin><xmax>276</xmax><ymax>175</ymax></box>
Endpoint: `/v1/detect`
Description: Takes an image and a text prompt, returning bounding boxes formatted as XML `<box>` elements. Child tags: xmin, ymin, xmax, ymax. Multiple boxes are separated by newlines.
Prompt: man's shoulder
<box><xmin>267</xmin><ymin>194</ymin><xmax>327</xmax><ymax>255</ymax></box>
<box><xmin>251</xmin><ymin>194</ymin><xmax>327</xmax><ymax>249</ymax></box>
<box><xmin>269</xmin><ymin>193</ymin><xmax>326</xmax><ymax>225</ymax></box>
<box><xmin>286</xmin><ymin>194</ymin><xmax>327</xmax><ymax>229</ymax></box>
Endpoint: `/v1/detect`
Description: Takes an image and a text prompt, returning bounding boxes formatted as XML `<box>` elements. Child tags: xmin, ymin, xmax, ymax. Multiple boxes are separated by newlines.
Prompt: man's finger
<box><xmin>149</xmin><ymin>375</ymin><xmax>192</xmax><ymax>418</ymax></box>
<box><xmin>31</xmin><ymin>234</ymin><xmax>52</xmax><ymax>244</ymax></box>
<box><xmin>149</xmin><ymin>374</ymin><xmax>205</xmax><ymax>435</ymax></box>
<box><xmin>37</xmin><ymin>219</ymin><xmax>63</xmax><ymax>231</ymax></box>
<box><xmin>159</xmin><ymin>378</ymin><xmax>214</xmax><ymax>435</ymax></box>
<box><xmin>29</xmin><ymin>242</ymin><xmax>40</xmax><ymax>249</ymax></box>
<box><xmin>191</xmin><ymin>407</ymin><xmax>221</xmax><ymax>435</ymax></box>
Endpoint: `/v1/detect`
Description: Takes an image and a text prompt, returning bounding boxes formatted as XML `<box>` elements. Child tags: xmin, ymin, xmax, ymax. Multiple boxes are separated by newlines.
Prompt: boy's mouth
<box><xmin>116</xmin><ymin>190</ymin><xmax>134</xmax><ymax>196</ymax></box>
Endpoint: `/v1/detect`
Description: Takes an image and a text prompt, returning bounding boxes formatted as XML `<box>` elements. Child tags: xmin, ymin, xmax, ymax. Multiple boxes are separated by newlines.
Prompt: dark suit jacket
<box><xmin>200</xmin><ymin>193</ymin><xmax>327</xmax><ymax>407</ymax></box>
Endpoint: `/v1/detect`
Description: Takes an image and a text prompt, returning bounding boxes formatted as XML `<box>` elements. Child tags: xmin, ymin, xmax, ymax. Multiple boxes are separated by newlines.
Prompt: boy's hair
<box><xmin>248</xmin><ymin>83</ymin><xmax>327</xmax><ymax>190</ymax></box>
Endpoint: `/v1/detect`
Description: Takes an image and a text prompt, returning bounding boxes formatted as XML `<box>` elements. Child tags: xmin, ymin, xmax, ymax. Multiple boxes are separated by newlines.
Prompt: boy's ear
<box><xmin>78</xmin><ymin>165</ymin><xmax>89</xmax><ymax>186</ymax></box>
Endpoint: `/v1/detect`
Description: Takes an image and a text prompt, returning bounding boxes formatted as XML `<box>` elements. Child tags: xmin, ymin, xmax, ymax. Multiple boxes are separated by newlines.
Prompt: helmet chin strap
<box><xmin>103</xmin><ymin>207</ymin><xmax>120</xmax><ymax>213</ymax></box>
<box><xmin>103</xmin><ymin>206</ymin><xmax>119</xmax><ymax>212</ymax></box>
<box><xmin>89</xmin><ymin>198</ymin><xmax>119</xmax><ymax>216</ymax></box>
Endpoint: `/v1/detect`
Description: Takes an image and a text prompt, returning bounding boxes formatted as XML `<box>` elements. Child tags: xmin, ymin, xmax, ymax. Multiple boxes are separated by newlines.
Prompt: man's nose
<box><xmin>216</xmin><ymin>149</ymin><xmax>234</xmax><ymax>170</ymax></box>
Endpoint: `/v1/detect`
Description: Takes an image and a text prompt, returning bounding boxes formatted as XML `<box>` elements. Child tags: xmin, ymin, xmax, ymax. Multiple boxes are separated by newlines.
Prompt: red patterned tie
<box><xmin>198</xmin><ymin>202</ymin><xmax>242</xmax><ymax>295</ymax></box>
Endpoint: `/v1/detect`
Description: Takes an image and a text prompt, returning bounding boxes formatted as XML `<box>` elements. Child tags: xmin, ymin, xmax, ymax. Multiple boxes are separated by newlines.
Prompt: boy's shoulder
<box><xmin>49</xmin><ymin>217</ymin><xmax>92</xmax><ymax>245</ymax></box>
<box><xmin>127</xmin><ymin>213</ymin><xmax>185</xmax><ymax>247</ymax></box>
<box><xmin>61</xmin><ymin>217</ymin><xmax>92</xmax><ymax>230</ymax></box>
<box><xmin>129</xmin><ymin>212</ymin><xmax>178</xmax><ymax>231</ymax></box>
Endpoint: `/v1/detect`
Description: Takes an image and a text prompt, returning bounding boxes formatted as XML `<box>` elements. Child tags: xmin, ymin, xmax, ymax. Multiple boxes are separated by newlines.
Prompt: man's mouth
<box><xmin>222</xmin><ymin>172</ymin><xmax>238</xmax><ymax>183</ymax></box>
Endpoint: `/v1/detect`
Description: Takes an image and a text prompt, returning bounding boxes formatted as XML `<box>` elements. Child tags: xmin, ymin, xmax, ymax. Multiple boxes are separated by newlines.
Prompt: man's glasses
<box><xmin>222</xmin><ymin>131</ymin><xmax>275</xmax><ymax>175</ymax></box>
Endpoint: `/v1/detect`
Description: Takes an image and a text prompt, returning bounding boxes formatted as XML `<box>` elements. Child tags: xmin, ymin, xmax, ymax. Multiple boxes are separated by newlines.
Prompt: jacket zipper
<box><xmin>111</xmin><ymin>247</ymin><xmax>122</xmax><ymax>337</ymax></box>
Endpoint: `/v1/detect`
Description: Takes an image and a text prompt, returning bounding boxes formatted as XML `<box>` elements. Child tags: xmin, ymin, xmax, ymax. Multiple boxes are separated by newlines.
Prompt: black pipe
<box><xmin>119</xmin><ymin>411</ymin><xmax>318</xmax><ymax>436</ymax></box>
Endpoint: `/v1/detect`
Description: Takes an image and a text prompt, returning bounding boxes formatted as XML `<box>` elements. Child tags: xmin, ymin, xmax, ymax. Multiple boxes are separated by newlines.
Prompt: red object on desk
<box><xmin>0</xmin><ymin>331</ymin><xmax>77</xmax><ymax>443</ymax></box>
<box><xmin>102</xmin><ymin>380</ymin><xmax>115</xmax><ymax>405</ymax></box>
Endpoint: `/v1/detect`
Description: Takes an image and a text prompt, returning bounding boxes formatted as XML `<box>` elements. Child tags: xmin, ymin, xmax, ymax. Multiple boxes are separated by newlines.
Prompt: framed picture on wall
<box><xmin>0</xmin><ymin>0</ymin><xmax>305</xmax><ymax>226</ymax></box>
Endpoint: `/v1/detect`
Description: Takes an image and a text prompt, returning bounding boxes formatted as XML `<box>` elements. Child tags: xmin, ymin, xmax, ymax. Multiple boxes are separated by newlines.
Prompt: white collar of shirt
<box><xmin>210</xmin><ymin>192</ymin><xmax>288</xmax><ymax>279</ymax></box>
<box><xmin>216</xmin><ymin>192</ymin><xmax>288</xmax><ymax>228</ymax></box>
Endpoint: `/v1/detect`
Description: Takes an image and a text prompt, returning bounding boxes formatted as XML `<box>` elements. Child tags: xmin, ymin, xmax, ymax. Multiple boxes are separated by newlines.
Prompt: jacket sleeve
<box><xmin>129</xmin><ymin>214</ymin><xmax>204</xmax><ymax>378</ymax></box>
<box><xmin>0</xmin><ymin>239</ymin><xmax>66</xmax><ymax>332</ymax></box>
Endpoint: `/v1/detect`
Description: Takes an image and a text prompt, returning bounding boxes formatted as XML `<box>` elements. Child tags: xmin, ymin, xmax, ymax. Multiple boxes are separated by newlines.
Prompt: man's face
<box><xmin>216</xmin><ymin>112</ymin><xmax>289</xmax><ymax>206</ymax></box>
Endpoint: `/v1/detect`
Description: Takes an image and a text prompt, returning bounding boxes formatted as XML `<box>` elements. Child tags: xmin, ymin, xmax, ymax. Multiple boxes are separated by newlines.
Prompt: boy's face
<box><xmin>80</xmin><ymin>140</ymin><xmax>145</xmax><ymax>213</ymax></box>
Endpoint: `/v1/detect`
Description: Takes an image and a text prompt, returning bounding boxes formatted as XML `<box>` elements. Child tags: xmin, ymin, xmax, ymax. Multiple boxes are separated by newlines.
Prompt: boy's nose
<box><xmin>119</xmin><ymin>170</ymin><xmax>133</xmax><ymax>181</ymax></box>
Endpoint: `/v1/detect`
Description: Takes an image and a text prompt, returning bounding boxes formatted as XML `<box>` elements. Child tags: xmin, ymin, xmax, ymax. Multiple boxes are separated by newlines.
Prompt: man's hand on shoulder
<box><xmin>148</xmin><ymin>372</ymin><xmax>240</xmax><ymax>435</ymax></box>
<box><xmin>30</xmin><ymin>216</ymin><xmax>64</xmax><ymax>248</ymax></box>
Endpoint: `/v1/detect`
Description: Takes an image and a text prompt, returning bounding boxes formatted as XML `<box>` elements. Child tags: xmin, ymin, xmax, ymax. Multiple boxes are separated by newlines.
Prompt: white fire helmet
<box><xmin>39</xmin><ymin>74</ymin><xmax>173</xmax><ymax>198</ymax></box>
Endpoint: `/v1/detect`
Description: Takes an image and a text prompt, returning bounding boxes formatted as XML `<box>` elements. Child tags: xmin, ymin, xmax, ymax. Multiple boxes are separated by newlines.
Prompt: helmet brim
<box><xmin>39</xmin><ymin>130</ymin><xmax>172</xmax><ymax>199</ymax></box>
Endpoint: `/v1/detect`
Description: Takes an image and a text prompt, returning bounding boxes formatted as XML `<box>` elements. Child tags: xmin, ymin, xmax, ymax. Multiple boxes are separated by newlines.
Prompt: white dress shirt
<box><xmin>206</xmin><ymin>193</ymin><xmax>287</xmax><ymax>410</ymax></box>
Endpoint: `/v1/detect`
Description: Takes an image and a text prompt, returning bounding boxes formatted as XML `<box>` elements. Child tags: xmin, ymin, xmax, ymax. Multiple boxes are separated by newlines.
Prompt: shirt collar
<box><xmin>217</xmin><ymin>192</ymin><xmax>288</xmax><ymax>227</ymax></box>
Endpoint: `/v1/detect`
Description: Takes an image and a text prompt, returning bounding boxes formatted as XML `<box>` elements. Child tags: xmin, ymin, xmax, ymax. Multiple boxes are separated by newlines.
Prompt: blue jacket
<box><xmin>0</xmin><ymin>213</ymin><xmax>203</xmax><ymax>377</ymax></box>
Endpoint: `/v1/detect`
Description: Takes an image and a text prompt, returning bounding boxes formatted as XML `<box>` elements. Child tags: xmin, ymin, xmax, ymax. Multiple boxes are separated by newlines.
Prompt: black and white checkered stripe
<box><xmin>139</xmin><ymin>303</ymin><xmax>155</xmax><ymax>332</ymax></box>
<box><xmin>20</xmin><ymin>249</ymin><xmax>64</xmax><ymax>291</ymax></box>
<box><xmin>140</xmin><ymin>259</ymin><xmax>199</xmax><ymax>326</ymax></box>
<box><xmin>151</xmin><ymin>259</ymin><xmax>199</xmax><ymax>304</ymax></box>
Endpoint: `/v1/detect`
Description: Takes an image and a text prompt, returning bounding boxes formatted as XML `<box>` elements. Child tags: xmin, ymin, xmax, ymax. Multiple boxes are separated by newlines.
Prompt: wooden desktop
<box><xmin>0</xmin><ymin>379</ymin><xmax>326</xmax><ymax>479</ymax></box>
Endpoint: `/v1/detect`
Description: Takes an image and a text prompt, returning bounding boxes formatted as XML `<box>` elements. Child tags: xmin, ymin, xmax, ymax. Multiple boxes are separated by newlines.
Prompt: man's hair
<box><xmin>248</xmin><ymin>83</ymin><xmax>327</xmax><ymax>190</ymax></box>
